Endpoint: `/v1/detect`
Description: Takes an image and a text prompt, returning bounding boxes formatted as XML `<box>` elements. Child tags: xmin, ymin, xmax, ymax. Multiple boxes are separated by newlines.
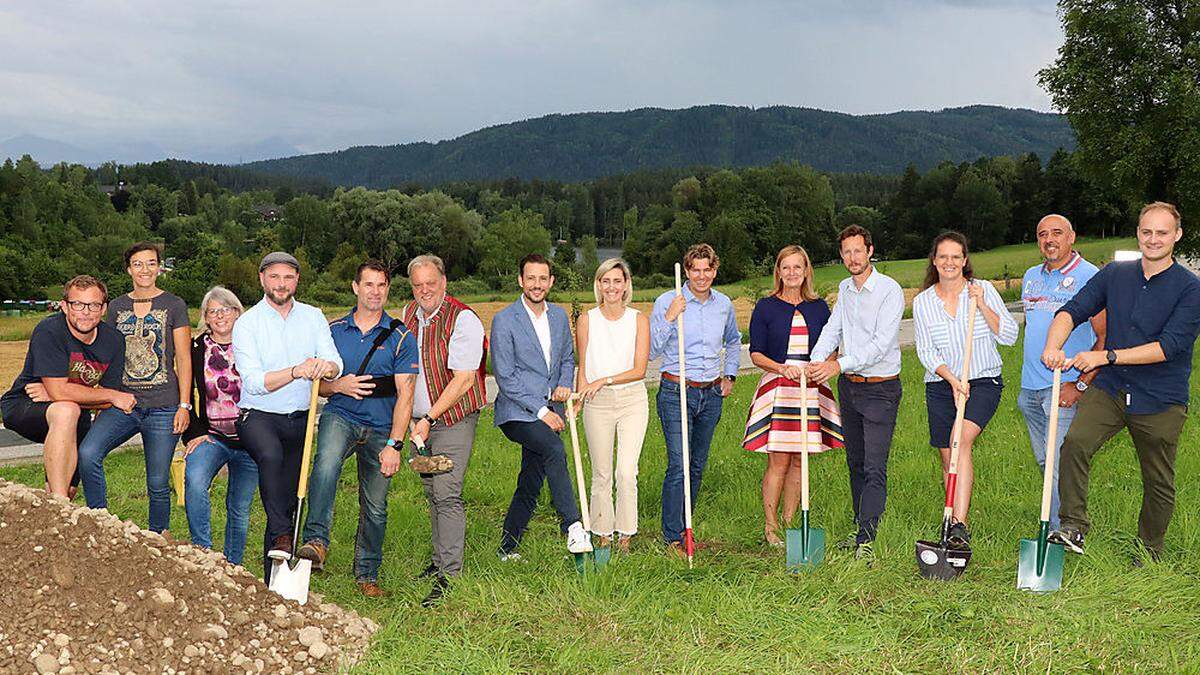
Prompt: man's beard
<box><xmin>267</xmin><ymin>288</ymin><xmax>294</xmax><ymax>306</ymax></box>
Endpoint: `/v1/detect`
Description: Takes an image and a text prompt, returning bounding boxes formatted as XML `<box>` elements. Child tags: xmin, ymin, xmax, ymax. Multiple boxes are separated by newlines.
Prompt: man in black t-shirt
<box><xmin>0</xmin><ymin>276</ymin><xmax>133</xmax><ymax>498</ymax></box>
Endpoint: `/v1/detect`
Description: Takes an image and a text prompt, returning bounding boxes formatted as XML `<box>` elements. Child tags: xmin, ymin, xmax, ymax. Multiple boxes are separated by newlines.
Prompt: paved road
<box><xmin>1</xmin><ymin>308</ymin><xmax>1024</xmax><ymax>467</ymax></box>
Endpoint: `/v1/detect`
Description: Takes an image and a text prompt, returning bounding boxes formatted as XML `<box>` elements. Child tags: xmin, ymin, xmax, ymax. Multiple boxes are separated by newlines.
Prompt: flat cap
<box><xmin>259</xmin><ymin>251</ymin><xmax>300</xmax><ymax>272</ymax></box>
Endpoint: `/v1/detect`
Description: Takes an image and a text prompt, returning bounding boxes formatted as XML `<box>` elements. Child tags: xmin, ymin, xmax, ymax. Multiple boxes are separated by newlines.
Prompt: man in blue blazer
<box><xmin>492</xmin><ymin>253</ymin><xmax>591</xmax><ymax>557</ymax></box>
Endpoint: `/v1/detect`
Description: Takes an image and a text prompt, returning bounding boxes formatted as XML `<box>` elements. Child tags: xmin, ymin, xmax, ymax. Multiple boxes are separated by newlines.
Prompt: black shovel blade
<box><xmin>916</xmin><ymin>540</ymin><xmax>972</xmax><ymax>580</ymax></box>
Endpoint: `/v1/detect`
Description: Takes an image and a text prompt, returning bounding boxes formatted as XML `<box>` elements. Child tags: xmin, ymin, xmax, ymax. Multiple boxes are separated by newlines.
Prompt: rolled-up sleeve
<box><xmin>913</xmin><ymin>295</ymin><xmax>947</xmax><ymax>376</ymax></box>
<box><xmin>985</xmin><ymin>282</ymin><xmax>1020</xmax><ymax>346</ymax></box>
<box><xmin>1157</xmin><ymin>284</ymin><xmax>1200</xmax><ymax>360</ymax></box>
<box><xmin>310</xmin><ymin>309</ymin><xmax>343</xmax><ymax>377</ymax></box>
<box><xmin>232</xmin><ymin>316</ymin><xmax>267</xmax><ymax>396</ymax></box>
<box><xmin>1059</xmin><ymin>265</ymin><xmax>1109</xmax><ymax>327</ymax></box>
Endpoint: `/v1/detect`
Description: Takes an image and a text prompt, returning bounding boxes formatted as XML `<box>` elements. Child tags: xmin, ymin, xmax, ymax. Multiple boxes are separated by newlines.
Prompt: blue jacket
<box><xmin>491</xmin><ymin>299</ymin><xmax>575</xmax><ymax>426</ymax></box>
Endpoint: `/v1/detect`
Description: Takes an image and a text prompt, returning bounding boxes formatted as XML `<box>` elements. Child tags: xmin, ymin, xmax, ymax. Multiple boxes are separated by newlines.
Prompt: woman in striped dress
<box><xmin>743</xmin><ymin>245</ymin><xmax>843</xmax><ymax>546</ymax></box>
<box><xmin>913</xmin><ymin>231</ymin><xmax>1019</xmax><ymax>547</ymax></box>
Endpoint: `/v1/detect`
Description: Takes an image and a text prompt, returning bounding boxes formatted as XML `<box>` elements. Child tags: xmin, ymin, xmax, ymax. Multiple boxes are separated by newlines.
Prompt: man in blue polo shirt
<box><xmin>1017</xmin><ymin>214</ymin><xmax>1105</xmax><ymax>530</ymax></box>
<box><xmin>297</xmin><ymin>260</ymin><xmax>419</xmax><ymax>597</ymax></box>
<box><xmin>1043</xmin><ymin>202</ymin><xmax>1200</xmax><ymax>562</ymax></box>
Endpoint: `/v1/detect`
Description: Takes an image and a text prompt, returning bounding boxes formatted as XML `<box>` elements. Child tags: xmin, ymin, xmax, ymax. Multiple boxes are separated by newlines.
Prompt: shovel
<box><xmin>1017</xmin><ymin>367</ymin><xmax>1066</xmax><ymax>592</ymax></box>
<box><xmin>566</xmin><ymin>396</ymin><xmax>608</xmax><ymax>573</ymax></box>
<box><xmin>916</xmin><ymin>296</ymin><xmax>977</xmax><ymax>581</ymax></box>
<box><xmin>786</xmin><ymin>369</ymin><xmax>824</xmax><ymax>571</ymax></box>
<box><xmin>674</xmin><ymin>263</ymin><xmax>696</xmax><ymax>568</ymax></box>
<box><xmin>268</xmin><ymin>378</ymin><xmax>321</xmax><ymax>605</ymax></box>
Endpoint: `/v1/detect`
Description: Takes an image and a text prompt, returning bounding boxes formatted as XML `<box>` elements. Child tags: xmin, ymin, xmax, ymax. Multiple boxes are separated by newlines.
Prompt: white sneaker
<box><xmin>498</xmin><ymin>551</ymin><xmax>523</xmax><ymax>562</ymax></box>
<box><xmin>567</xmin><ymin>521</ymin><xmax>593</xmax><ymax>554</ymax></box>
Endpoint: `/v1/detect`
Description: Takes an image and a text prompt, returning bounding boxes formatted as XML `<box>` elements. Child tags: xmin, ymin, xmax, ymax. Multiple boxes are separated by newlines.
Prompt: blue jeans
<box><xmin>78</xmin><ymin>406</ymin><xmax>179</xmax><ymax>532</ymax></box>
<box><xmin>301</xmin><ymin>410</ymin><xmax>392</xmax><ymax>582</ymax></box>
<box><xmin>656</xmin><ymin>379</ymin><xmax>724</xmax><ymax>544</ymax></box>
<box><xmin>184</xmin><ymin>436</ymin><xmax>259</xmax><ymax>565</ymax></box>
<box><xmin>1017</xmin><ymin>387</ymin><xmax>1078</xmax><ymax>529</ymax></box>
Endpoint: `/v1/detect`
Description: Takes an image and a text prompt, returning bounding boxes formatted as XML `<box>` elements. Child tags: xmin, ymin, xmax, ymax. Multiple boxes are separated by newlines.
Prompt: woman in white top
<box><xmin>575</xmin><ymin>258</ymin><xmax>650</xmax><ymax>553</ymax></box>
<box><xmin>913</xmin><ymin>231</ymin><xmax>1019</xmax><ymax>547</ymax></box>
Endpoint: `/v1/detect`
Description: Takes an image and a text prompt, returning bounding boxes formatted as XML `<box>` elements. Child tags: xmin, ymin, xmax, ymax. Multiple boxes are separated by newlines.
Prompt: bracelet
<box><xmin>290</xmin><ymin>365</ymin><xmax>298</xmax><ymax>380</ymax></box>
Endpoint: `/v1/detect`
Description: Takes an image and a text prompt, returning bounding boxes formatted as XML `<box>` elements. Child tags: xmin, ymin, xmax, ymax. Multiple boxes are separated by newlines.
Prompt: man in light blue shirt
<box><xmin>649</xmin><ymin>243</ymin><xmax>741</xmax><ymax>554</ymax></box>
<box><xmin>1017</xmin><ymin>214</ymin><xmax>1104</xmax><ymax>530</ymax></box>
<box><xmin>232</xmin><ymin>251</ymin><xmax>342</xmax><ymax>580</ymax></box>
<box><xmin>808</xmin><ymin>225</ymin><xmax>904</xmax><ymax>562</ymax></box>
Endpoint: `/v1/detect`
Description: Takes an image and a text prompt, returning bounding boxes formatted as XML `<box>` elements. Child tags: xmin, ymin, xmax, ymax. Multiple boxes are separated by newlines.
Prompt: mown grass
<box><xmin>4</xmin><ymin>332</ymin><xmax>1199</xmax><ymax>672</ymax></box>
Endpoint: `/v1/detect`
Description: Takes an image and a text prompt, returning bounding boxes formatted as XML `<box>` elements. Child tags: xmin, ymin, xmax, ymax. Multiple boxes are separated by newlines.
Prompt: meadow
<box><xmin>4</xmin><ymin>332</ymin><xmax>1199</xmax><ymax>672</ymax></box>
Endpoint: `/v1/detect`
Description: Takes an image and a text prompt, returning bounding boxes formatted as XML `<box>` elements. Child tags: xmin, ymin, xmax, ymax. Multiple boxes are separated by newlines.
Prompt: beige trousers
<box><xmin>581</xmin><ymin>382</ymin><xmax>649</xmax><ymax>536</ymax></box>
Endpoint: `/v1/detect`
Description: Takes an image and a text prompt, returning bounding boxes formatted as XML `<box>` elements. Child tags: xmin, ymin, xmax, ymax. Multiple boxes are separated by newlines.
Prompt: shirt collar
<box><xmin>340</xmin><ymin>309</ymin><xmax>392</xmax><ymax>335</ymax></box>
<box><xmin>1043</xmin><ymin>251</ymin><xmax>1082</xmax><ymax>275</ymax></box>
<box><xmin>417</xmin><ymin>298</ymin><xmax>444</xmax><ymax>324</ymax></box>
<box><xmin>521</xmin><ymin>296</ymin><xmax>549</xmax><ymax>322</ymax></box>
<box><xmin>845</xmin><ymin>266</ymin><xmax>878</xmax><ymax>294</ymax></box>
<box><xmin>683</xmin><ymin>283</ymin><xmax>715</xmax><ymax>305</ymax></box>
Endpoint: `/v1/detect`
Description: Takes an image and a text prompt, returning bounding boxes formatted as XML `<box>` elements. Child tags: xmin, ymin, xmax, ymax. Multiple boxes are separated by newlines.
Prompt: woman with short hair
<box><xmin>913</xmin><ymin>231</ymin><xmax>1018</xmax><ymax>547</ymax></box>
<box><xmin>744</xmin><ymin>245</ymin><xmax>843</xmax><ymax>546</ymax></box>
<box><xmin>181</xmin><ymin>286</ymin><xmax>258</xmax><ymax>564</ymax></box>
<box><xmin>575</xmin><ymin>258</ymin><xmax>650</xmax><ymax>554</ymax></box>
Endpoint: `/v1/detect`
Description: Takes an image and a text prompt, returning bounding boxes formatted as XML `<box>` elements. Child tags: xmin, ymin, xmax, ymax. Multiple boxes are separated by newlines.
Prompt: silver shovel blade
<box><xmin>268</xmin><ymin>557</ymin><xmax>313</xmax><ymax>605</ymax></box>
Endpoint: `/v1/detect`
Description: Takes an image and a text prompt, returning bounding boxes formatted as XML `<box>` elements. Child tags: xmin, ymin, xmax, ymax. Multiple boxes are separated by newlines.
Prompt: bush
<box><xmin>636</xmin><ymin>272</ymin><xmax>673</xmax><ymax>290</ymax></box>
<box><xmin>447</xmin><ymin>277</ymin><xmax>491</xmax><ymax>298</ymax></box>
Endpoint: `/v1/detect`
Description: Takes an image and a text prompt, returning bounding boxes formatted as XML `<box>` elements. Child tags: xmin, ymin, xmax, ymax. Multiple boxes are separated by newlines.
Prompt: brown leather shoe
<box><xmin>616</xmin><ymin>535</ymin><xmax>631</xmax><ymax>554</ymax></box>
<box><xmin>266</xmin><ymin>534</ymin><xmax>293</xmax><ymax>561</ymax></box>
<box><xmin>357</xmin><ymin>580</ymin><xmax>388</xmax><ymax>598</ymax></box>
<box><xmin>296</xmin><ymin>540</ymin><xmax>327</xmax><ymax>571</ymax></box>
<box><xmin>665</xmin><ymin>541</ymin><xmax>686</xmax><ymax>559</ymax></box>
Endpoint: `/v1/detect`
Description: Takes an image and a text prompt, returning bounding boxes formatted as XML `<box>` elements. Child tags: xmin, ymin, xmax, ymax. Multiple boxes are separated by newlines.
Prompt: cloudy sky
<box><xmin>0</xmin><ymin>0</ymin><xmax>1063</xmax><ymax>162</ymax></box>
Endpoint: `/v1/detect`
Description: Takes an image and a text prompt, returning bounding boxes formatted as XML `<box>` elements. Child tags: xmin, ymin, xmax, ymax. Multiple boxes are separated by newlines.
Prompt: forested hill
<box><xmin>244</xmin><ymin>104</ymin><xmax>1075</xmax><ymax>188</ymax></box>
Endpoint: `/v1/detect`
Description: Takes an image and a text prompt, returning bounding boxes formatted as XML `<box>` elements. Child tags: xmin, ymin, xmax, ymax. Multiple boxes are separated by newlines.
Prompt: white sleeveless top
<box><xmin>584</xmin><ymin>306</ymin><xmax>641</xmax><ymax>389</ymax></box>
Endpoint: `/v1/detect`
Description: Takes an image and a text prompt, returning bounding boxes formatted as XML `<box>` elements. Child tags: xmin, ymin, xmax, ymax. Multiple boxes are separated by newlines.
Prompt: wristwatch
<box><xmin>385</xmin><ymin>438</ymin><xmax>398</xmax><ymax>449</ymax></box>
<box><xmin>605</xmin><ymin>377</ymin><xmax>614</xmax><ymax>386</ymax></box>
<box><xmin>422</xmin><ymin>414</ymin><xmax>437</xmax><ymax>428</ymax></box>
<box><xmin>178</xmin><ymin>402</ymin><xmax>193</xmax><ymax>411</ymax></box>
<box><xmin>1075</xmin><ymin>380</ymin><xmax>1088</xmax><ymax>392</ymax></box>
<box><xmin>1106</xmin><ymin>349</ymin><xmax>1118</xmax><ymax>366</ymax></box>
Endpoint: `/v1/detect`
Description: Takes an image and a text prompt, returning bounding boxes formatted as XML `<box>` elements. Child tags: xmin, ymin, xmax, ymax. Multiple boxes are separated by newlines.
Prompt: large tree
<box><xmin>1040</xmin><ymin>0</ymin><xmax>1200</xmax><ymax>250</ymax></box>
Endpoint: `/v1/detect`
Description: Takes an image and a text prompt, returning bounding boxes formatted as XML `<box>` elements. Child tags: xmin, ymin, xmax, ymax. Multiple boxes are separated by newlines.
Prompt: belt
<box><xmin>662</xmin><ymin>372</ymin><xmax>719</xmax><ymax>389</ymax></box>
<box><xmin>844</xmin><ymin>374</ymin><xmax>899</xmax><ymax>384</ymax></box>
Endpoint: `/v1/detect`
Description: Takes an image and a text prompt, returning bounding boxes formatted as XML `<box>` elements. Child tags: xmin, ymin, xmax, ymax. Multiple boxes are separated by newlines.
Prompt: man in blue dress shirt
<box><xmin>650</xmin><ymin>243</ymin><xmax>741</xmax><ymax>555</ymax></box>
<box><xmin>232</xmin><ymin>251</ymin><xmax>342</xmax><ymax>581</ymax></box>
<box><xmin>809</xmin><ymin>225</ymin><xmax>904</xmax><ymax>563</ymax></box>
<box><xmin>1043</xmin><ymin>202</ymin><xmax>1200</xmax><ymax>562</ymax></box>
<box><xmin>295</xmin><ymin>260</ymin><xmax>418</xmax><ymax>598</ymax></box>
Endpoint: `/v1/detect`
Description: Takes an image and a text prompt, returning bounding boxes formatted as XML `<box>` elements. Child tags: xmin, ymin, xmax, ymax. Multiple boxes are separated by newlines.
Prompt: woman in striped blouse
<box><xmin>743</xmin><ymin>245</ymin><xmax>843</xmax><ymax>546</ymax></box>
<box><xmin>913</xmin><ymin>231</ymin><xmax>1018</xmax><ymax>547</ymax></box>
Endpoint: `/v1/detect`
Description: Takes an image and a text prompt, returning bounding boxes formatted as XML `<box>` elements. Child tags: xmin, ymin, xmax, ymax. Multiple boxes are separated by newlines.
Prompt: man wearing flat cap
<box><xmin>232</xmin><ymin>251</ymin><xmax>342</xmax><ymax>581</ymax></box>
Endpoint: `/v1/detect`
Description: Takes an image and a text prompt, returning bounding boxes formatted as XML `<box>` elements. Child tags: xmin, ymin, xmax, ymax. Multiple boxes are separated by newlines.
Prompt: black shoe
<box><xmin>1132</xmin><ymin>546</ymin><xmax>1162</xmax><ymax>568</ymax></box>
<box><xmin>835</xmin><ymin>532</ymin><xmax>858</xmax><ymax>550</ymax></box>
<box><xmin>947</xmin><ymin>522</ymin><xmax>971</xmax><ymax>549</ymax></box>
<box><xmin>417</xmin><ymin>562</ymin><xmax>438</xmax><ymax>579</ymax></box>
<box><xmin>1048</xmin><ymin>527</ymin><xmax>1085</xmax><ymax>554</ymax></box>
<box><xmin>421</xmin><ymin>576</ymin><xmax>449</xmax><ymax>608</ymax></box>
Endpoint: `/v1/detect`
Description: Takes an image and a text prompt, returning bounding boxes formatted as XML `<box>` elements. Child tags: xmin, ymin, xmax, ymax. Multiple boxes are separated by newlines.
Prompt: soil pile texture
<box><xmin>0</xmin><ymin>478</ymin><xmax>377</xmax><ymax>674</ymax></box>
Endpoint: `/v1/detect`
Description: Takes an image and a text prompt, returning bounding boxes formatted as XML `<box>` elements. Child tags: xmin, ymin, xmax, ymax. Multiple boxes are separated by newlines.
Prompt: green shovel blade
<box><xmin>593</xmin><ymin>545</ymin><xmax>611</xmax><ymax>569</ymax></box>
<box><xmin>1017</xmin><ymin>537</ymin><xmax>1065</xmax><ymax>592</ymax></box>
<box><xmin>786</xmin><ymin>522</ymin><xmax>825</xmax><ymax>571</ymax></box>
<box><xmin>573</xmin><ymin>552</ymin><xmax>591</xmax><ymax>575</ymax></box>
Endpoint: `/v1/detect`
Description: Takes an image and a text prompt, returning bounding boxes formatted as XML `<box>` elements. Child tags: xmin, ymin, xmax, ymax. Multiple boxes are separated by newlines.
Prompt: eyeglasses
<box><xmin>66</xmin><ymin>301</ymin><xmax>105</xmax><ymax>312</ymax></box>
<box><xmin>130</xmin><ymin>260</ymin><xmax>160</xmax><ymax>270</ymax></box>
<box><xmin>205</xmin><ymin>307</ymin><xmax>237</xmax><ymax>317</ymax></box>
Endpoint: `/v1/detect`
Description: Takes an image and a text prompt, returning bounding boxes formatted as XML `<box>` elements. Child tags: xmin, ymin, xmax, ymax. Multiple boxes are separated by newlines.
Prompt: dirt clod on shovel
<box><xmin>0</xmin><ymin>478</ymin><xmax>377</xmax><ymax>674</ymax></box>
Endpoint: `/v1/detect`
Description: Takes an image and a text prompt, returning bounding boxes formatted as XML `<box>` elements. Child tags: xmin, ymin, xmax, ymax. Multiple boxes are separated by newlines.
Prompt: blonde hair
<box><xmin>1140</xmin><ymin>201</ymin><xmax>1181</xmax><ymax>229</ymax></box>
<box><xmin>197</xmin><ymin>286</ymin><xmax>244</xmax><ymax>334</ymax></box>
<box><xmin>593</xmin><ymin>258</ymin><xmax>633</xmax><ymax>306</ymax></box>
<box><xmin>772</xmin><ymin>245</ymin><xmax>818</xmax><ymax>301</ymax></box>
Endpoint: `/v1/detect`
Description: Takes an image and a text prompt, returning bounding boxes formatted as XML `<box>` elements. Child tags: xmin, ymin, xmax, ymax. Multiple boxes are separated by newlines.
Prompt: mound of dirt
<box><xmin>0</xmin><ymin>478</ymin><xmax>377</xmax><ymax>674</ymax></box>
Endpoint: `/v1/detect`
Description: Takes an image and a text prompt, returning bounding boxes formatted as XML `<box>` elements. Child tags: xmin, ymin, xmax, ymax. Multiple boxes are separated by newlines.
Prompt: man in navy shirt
<box><xmin>1043</xmin><ymin>202</ymin><xmax>1200</xmax><ymax>561</ymax></box>
<box><xmin>297</xmin><ymin>260</ymin><xmax>419</xmax><ymax>597</ymax></box>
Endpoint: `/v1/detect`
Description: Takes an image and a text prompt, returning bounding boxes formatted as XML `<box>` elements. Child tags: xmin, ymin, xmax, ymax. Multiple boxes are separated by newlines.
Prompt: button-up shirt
<box><xmin>1021</xmin><ymin>252</ymin><xmax>1099</xmax><ymax>390</ymax></box>
<box><xmin>232</xmin><ymin>297</ymin><xmax>343</xmax><ymax>414</ymax></box>
<box><xmin>913</xmin><ymin>280</ymin><xmax>1020</xmax><ymax>383</ymax></box>
<box><xmin>323</xmin><ymin>311</ymin><xmax>419</xmax><ymax>430</ymax></box>
<box><xmin>1059</xmin><ymin>260</ymin><xmax>1200</xmax><ymax>414</ymax></box>
<box><xmin>412</xmin><ymin>301</ymin><xmax>485</xmax><ymax>418</ymax></box>
<box><xmin>810</xmin><ymin>267</ymin><xmax>904</xmax><ymax>377</ymax></box>
<box><xmin>650</xmin><ymin>284</ymin><xmax>741</xmax><ymax>381</ymax></box>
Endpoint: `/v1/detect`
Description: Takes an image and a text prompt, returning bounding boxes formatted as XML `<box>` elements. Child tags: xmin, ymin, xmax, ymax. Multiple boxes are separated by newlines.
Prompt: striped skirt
<box><xmin>742</xmin><ymin>373</ymin><xmax>844</xmax><ymax>454</ymax></box>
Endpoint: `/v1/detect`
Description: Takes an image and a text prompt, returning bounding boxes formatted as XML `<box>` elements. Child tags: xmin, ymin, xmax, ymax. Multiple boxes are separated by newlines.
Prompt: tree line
<box><xmin>0</xmin><ymin>148</ymin><xmax>1140</xmax><ymax>306</ymax></box>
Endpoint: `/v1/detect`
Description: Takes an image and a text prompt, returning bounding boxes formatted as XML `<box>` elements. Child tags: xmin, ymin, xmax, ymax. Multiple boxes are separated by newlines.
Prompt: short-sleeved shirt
<box><xmin>412</xmin><ymin>307</ymin><xmax>486</xmax><ymax>418</ymax></box>
<box><xmin>323</xmin><ymin>311</ymin><xmax>420</xmax><ymax>430</ymax></box>
<box><xmin>107</xmin><ymin>292</ymin><xmax>190</xmax><ymax>408</ymax></box>
<box><xmin>1059</xmin><ymin>260</ymin><xmax>1200</xmax><ymax>414</ymax></box>
<box><xmin>1020</xmin><ymin>252</ymin><xmax>1099</xmax><ymax>390</ymax></box>
<box><xmin>748</xmin><ymin>295</ymin><xmax>831</xmax><ymax>364</ymax></box>
<box><xmin>2</xmin><ymin>313</ymin><xmax>125</xmax><ymax>403</ymax></box>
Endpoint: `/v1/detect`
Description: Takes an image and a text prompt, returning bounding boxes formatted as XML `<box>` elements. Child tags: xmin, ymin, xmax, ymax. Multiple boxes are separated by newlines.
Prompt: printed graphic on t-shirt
<box><xmin>1023</xmin><ymin>275</ymin><xmax>1081</xmax><ymax>314</ymax></box>
<box><xmin>67</xmin><ymin>352</ymin><xmax>108</xmax><ymax>387</ymax></box>
<box><xmin>114</xmin><ymin>309</ymin><xmax>169</xmax><ymax>389</ymax></box>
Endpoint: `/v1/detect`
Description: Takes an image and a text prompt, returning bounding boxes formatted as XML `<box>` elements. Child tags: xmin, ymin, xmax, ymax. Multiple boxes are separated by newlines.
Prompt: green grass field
<box><xmin>4</xmin><ymin>332</ymin><xmax>1199</xmax><ymax>672</ymax></box>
